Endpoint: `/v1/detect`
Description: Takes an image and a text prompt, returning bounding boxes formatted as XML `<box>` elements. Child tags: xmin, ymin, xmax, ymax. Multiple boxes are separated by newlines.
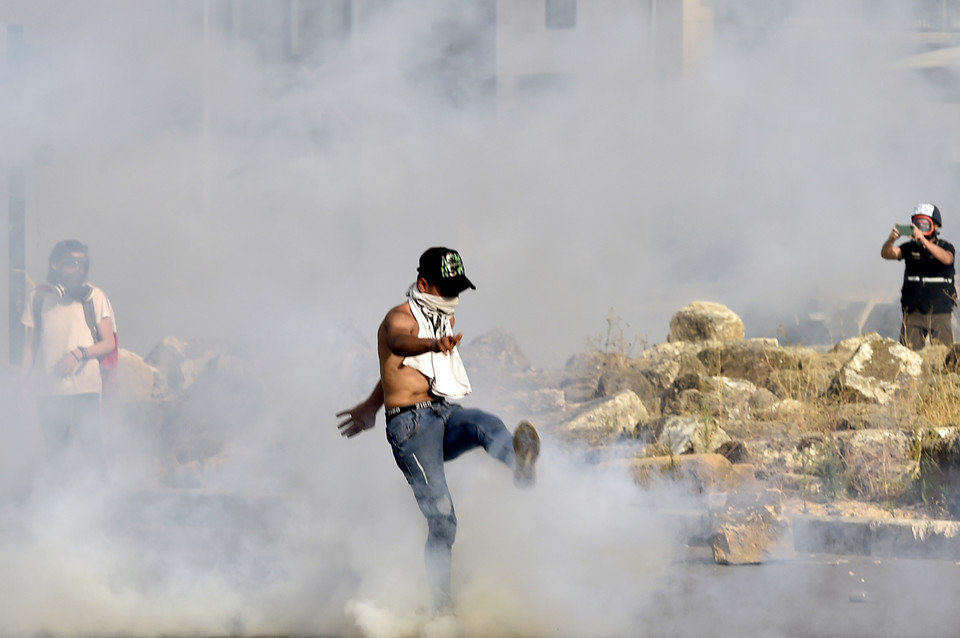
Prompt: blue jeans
<box><xmin>385</xmin><ymin>399</ymin><xmax>515</xmax><ymax>609</ymax></box>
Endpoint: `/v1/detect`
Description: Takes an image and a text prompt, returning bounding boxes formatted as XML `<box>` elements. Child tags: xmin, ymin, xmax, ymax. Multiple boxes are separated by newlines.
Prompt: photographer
<box><xmin>881</xmin><ymin>203</ymin><xmax>956</xmax><ymax>349</ymax></box>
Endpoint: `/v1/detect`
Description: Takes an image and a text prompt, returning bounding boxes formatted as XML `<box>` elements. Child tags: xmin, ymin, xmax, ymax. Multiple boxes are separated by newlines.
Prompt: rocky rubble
<box><xmin>110</xmin><ymin>300</ymin><xmax>960</xmax><ymax>562</ymax></box>
<box><xmin>479</xmin><ymin>303</ymin><xmax>960</xmax><ymax>506</ymax></box>
<box><xmin>466</xmin><ymin>301</ymin><xmax>960</xmax><ymax>562</ymax></box>
<box><xmin>110</xmin><ymin>336</ymin><xmax>269</xmax><ymax>482</ymax></box>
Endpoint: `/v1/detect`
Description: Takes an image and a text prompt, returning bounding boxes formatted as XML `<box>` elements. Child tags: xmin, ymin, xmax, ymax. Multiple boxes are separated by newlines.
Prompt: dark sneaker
<box><xmin>513</xmin><ymin>420</ymin><xmax>540</xmax><ymax>488</ymax></box>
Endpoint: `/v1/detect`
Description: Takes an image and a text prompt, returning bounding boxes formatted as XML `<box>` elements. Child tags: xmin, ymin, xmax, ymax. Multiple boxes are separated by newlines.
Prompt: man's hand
<box><xmin>883</xmin><ymin>226</ymin><xmax>905</xmax><ymax>260</ymax></box>
<box><xmin>433</xmin><ymin>333</ymin><xmax>463</xmax><ymax>355</ymax></box>
<box><xmin>337</xmin><ymin>402</ymin><xmax>378</xmax><ymax>438</ymax></box>
<box><xmin>53</xmin><ymin>351</ymin><xmax>80</xmax><ymax>377</ymax></box>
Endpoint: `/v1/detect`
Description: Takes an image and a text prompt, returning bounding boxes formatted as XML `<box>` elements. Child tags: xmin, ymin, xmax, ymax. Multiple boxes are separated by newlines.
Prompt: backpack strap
<box><xmin>82</xmin><ymin>297</ymin><xmax>100</xmax><ymax>342</ymax></box>
<box><xmin>81</xmin><ymin>286</ymin><xmax>117</xmax><ymax>359</ymax></box>
<box><xmin>33</xmin><ymin>283</ymin><xmax>100</xmax><ymax>344</ymax></box>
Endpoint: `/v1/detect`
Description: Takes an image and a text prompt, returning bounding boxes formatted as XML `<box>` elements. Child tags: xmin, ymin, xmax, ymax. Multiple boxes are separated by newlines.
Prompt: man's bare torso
<box><xmin>378</xmin><ymin>301</ymin><xmax>433</xmax><ymax>410</ymax></box>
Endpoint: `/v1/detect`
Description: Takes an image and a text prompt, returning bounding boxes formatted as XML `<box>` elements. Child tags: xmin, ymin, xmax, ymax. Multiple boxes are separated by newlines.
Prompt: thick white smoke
<box><xmin>1</xmin><ymin>1</ymin><xmax>958</xmax><ymax>636</ymax></box>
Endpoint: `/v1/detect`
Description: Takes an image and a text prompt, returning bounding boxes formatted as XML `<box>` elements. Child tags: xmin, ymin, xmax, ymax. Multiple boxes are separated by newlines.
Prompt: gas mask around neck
<box><xmin>58</xmin><ymin>274</ymin><xmax>89</xmax><ymax>299</ymax></box>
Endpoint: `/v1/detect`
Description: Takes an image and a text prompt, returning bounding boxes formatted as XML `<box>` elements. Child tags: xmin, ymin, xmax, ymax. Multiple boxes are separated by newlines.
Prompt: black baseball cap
<box><xmin>417</xmin><ymin>247</ymin><xmax>476</xmax><ymax>296</ymax></box>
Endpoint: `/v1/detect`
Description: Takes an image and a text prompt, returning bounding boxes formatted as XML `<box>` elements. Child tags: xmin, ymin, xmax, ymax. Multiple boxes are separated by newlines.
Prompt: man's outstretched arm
<box><xmin>336</xmin><ymin>382</ymin><xmax>384</xmax><ymax>438</ymax></box>
<box><xmin>383</xmin><ymin>306</ymin><xmax>461</xmax><ymax>356</ymax></box>
<box><xmin>881</xmin><ymin>226</ymin><xmax>903</xmax><ymax>260</ymax></box>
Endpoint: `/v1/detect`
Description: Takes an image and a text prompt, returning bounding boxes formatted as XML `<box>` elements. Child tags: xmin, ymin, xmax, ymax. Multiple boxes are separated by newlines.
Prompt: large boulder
<box><xmin>145</xmin><ymin>336</ymin><xmax>192</xmax><ymax>394</ymax></box>
<box><xmin>668</xmin><ymin>301</ymin><xmax>745</xmax><ymax>344</ymax></box>
<box><xmin>557</xmin><ymin>352</ymin><xmax>608</xmax><ymax>403</ymax></box>
<box><xmin>557</xmin><ymin>389</ymin><xmax>648</xmax><ymax>445</ymax></box>
<box><xmin>827</xmin><ymin>334</ymin><xmax>924</xmax><ymax>404</ymax></box>
<box><xmin>115</xmin><ymin>348</ymin><xmax>164</xmax><ymax>402</ymax></box>
<box><xmin>594</xmin><ymin>360</ymin><xmax>660</xmax><ymax>413</ymax></box>
<box><xmin>697</xmin><ymin>339</ymin><xmax>815</xmax><ymax>384</ymax></box>
<box><xmin>627</xmin><ymin>453</ymin><xmax>740</xmax><ymax>488</ymax></box>
<box><xmin>659</xmin><ymin>374</ymin><xmax>764</xmax><ymax>423</ymax></box>
<box><xmin>710</xmin><ymin>489</ymin><xmax>796</xmax><ymax>565</ymax></box>
<box><xmin>644</xmin><ymin>414</ymin><xmax>731</xmax><ymax>455</ymax></box>
<box><xmin>632</xmin><ymin>342</ymin><xmax>707</xmax><ymax>395</ymax></box>
<box><xmin>145</xmin><ymin>336</ymin><xmax>222</xmax><ymax>394</ymax></box>
<box><xmin>660</xmin><ymin>374</ymin><xmax>723</xmax><ymax>418</ymax></box>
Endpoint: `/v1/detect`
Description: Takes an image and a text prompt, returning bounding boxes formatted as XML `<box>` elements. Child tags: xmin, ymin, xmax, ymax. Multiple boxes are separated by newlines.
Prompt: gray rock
<box><xmin>116</xmin><ymin>348</ymin><xmax>165</xmax><ymax>402</ymax></box>
<box><xmin>595</xmin><ymin>360</ymin><xmax>660</xmax><ymax>412</ymax></box>
<box><xmin>557</xmin><ymin>351</ymin><xmax>607</xmax><ymax>403</ymax></box>
<box><xmin>711</xmin><ymin>499</ymin><xmax>796</xmax><ymax>564</ymax></box>
<box><xmin>558</xmin><ymin>389</ymin><xmax>648</xmax><ymax>445</ymax></box>
<box><xmin>655</xmin><ymin>415</ymin><xmax>731</xmax><ymax>456</ymax></box>
<box><xmin>637</xmin><ymin>342</ymin><xmax>708</xmax><ymax>399</ymax></box>
<box><xmin>145</xmin><ymin>336</ymin><xmax>192</xmax><ymax>393</ymax></box>
<box><xmin>668</xmin><ymin>301</ymin><xmax>745</xmax><ymax>344</ymax></box>
<box><xmin>828</xmin><ymin>335</ymin><xmax>923</xmax><ymax>404</ymax></box>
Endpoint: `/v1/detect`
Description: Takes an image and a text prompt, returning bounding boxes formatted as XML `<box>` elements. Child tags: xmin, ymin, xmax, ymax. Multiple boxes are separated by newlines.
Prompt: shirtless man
<box><xmin>336</xmin><ymin>247</ymin><xmax>540</xmax><ymax>611</ymax></box>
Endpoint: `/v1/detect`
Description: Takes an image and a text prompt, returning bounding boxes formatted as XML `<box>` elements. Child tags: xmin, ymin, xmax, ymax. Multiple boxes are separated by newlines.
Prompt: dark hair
<box><xmin>46</xmin><ymin>239</ymin><xmax>89</xmax><ymax>283</ymax></box>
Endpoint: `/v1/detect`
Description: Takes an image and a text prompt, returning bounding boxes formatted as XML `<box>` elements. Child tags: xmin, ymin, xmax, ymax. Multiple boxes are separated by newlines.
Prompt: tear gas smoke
<box><xmin>0</xmin><ymin>1</ymin><xmax>958</xmax><ymax>636</ymax></box>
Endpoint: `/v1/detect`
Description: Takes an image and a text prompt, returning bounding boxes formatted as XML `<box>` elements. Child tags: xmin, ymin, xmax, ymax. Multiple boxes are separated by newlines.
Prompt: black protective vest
<box><xmin>900</xmin><ymin>238</ymin><xmax>957</xmax><ymax>313</ymax></box>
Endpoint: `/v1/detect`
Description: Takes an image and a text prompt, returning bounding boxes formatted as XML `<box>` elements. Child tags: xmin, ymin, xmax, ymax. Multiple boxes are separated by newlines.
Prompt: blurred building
<box><xmin>175</xmin><ymin>0</ymin><xmax>714</xmax><ymax>107</ymax></box>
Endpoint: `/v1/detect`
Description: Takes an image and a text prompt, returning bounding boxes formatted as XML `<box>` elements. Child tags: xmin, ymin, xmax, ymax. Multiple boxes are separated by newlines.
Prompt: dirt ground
<box><xmin>784</xmin><ymin>495</ymin><xmax>930</xmax><ymax>520</ymax></box>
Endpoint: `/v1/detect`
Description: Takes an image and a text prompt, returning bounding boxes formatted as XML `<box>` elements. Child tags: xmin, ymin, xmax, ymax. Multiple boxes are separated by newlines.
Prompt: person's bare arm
<box><xmin>86</xmin><ymin>316</ymin><xmax>116</xmax><ymax>360</ymax></box>
<box><xmin>337</xmin><ymin>382</ymin><xmax>384</xmax><ymax>438</ymax></box>
<box><xmin>881</xmin><ymin>226</ymin><xmax>903</xmax><ymax>260</ymax></box>
<box><xmin>55</xmin><ymin>316</ymin><xmax>116</xmax><ymax>377</ymax></box>
<box><xmin>384</xmin><ymin>306</ymin><xmax>461</xmax><ymax>356</ymax></box>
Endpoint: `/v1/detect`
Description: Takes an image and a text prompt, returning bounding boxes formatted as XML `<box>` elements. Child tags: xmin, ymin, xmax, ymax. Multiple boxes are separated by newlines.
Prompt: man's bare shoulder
<box><xmin>382</xmin><ymin>301</ymin><xmax>413</xmax><ymax>325</ymax></box>
<box><xmin>379</xmin><ymin>301</ymin><xmax>417</xmax><ymax>338</ymax></box>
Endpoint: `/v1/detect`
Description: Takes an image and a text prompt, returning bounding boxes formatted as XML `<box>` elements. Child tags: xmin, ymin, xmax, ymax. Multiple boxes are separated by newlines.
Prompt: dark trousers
<box><xmin>900</xmin><ymin>309</ymin><xmax>954</xmax><ymax>350</ymax></box>
<box><xmin>36</xmin><ymin>393</ymin><xmax>101</xmax><ymax>459</ymax></box>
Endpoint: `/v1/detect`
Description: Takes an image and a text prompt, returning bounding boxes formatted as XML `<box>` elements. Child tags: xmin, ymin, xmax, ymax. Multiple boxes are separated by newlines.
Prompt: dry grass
<box><xmin>915</xmin><ymin>372</ymin><xmax>960</xmax><ymax>426</ymax></box>
<box><xmin>841</xmin><ymin>432</ymin><xmax>911</xmax><ymax>503</ymax></box>
<box><xmin>585</xmin><ymin>307</ymin><xmax>646</xmax><ymax>367</ymax></box>
<box><xmin>587</xmin><ymin>313</ymin><xmax>960</xmax><ymax>518</ymax></box>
